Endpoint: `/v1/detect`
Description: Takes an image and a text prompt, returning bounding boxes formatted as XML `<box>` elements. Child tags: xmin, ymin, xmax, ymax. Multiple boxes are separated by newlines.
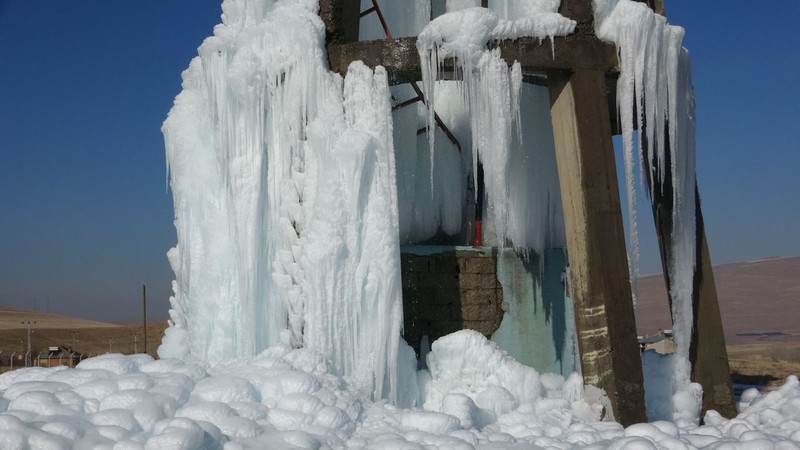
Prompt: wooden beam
<box><xmin>328</xmin><ymin>37</ymin><xmax>419</xmax><ymax>85</ymax></box>
<box><xmin>548</xmin><ymin>69</ymin><xmax>647</xmax><ymax>426</ymax></box>
<box><xmin>638</xmin><ymin>0</ymin><xmax>666</xmax><ymax>15</ymax></box>
<box><xmin>327</xmin><ymin>36</ymin><xmax>618</xmax><ymax>86</ymax></box>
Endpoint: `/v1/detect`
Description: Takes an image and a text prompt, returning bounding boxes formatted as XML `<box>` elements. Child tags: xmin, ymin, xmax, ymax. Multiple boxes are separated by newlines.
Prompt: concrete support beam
<box><xmin>558</xmin><ymin>0</ymin><xmax>596</xmax><ymax>36</ymax></box>
<box><xmin>548</xmin><ymin>69</ymin><xmax>647</xmax><ymax>426</ymax></box>
<box><xmin>646</xmin><ymin>144</ymin><xmax>737</xmax><ymax>417</ymax></box>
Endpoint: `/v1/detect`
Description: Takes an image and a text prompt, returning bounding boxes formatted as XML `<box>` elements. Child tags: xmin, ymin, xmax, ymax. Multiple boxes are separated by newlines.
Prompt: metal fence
<box><xmin>0</xmin><ymin>350</ymin><xmax>95</xmax><ymax>373</ymax></box>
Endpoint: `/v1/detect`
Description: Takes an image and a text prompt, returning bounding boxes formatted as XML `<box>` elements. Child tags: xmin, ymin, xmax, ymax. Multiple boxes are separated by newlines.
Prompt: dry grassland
<box><xmin>728</xmin><ymin>341</ymin><xmax>800</xmax><ymax>386</ymax></box>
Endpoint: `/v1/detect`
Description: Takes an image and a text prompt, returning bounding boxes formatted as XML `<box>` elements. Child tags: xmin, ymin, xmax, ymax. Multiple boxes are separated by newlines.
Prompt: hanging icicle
<box><xmin>594</xmin><ymin>0</ymin><xmax>700</xmax><ymax>424</ymax></box>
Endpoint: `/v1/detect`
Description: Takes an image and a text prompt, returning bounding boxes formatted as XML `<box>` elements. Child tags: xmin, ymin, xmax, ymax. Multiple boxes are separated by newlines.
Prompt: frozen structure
<box><xmin>161</xmin><ymin>1</ymin><xmax>414</xmax><ymax>405</ymax></box>
<box><xmin>161</xmin><ymin>0</ymin><xmax>734</xmax><ymax>425</ymax></box>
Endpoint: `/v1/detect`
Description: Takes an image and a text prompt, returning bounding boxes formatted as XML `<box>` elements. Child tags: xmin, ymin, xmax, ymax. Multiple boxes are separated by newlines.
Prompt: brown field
<box><xmin>0</xmin><ymin>306</ymin><xmax>125</xmax><ymax>330</ymax></box>
<box><xmin>0</xmin><ymin>325</ymin><xmax>167</xmax><ymax>357</ymax></box>
<box><xmin>727</xmin><ymin>342</ymin><xmax>800</xmax><ymax>386</ymax></box>
<box><xmin>0</xmin><ymin>307</ymin><xmax>167</xmax><ymax>372</ymax></box>
<box><xmin>634</xmin><ymin>256</ymin><xmax>800</xmax><ymax>346</ymax></box>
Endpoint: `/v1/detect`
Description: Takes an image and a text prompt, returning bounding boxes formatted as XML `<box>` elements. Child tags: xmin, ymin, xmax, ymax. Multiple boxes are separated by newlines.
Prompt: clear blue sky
<box><xmin>1</xmin><ymin>1</ymin><xmax>798</xmax><ymax>322</ymax></box>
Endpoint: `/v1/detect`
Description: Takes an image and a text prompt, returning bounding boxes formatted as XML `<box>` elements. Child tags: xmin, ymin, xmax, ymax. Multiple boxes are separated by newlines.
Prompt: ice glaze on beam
<box><xmin>327</xmin><ymin>36</ymin><xmax>618</xmax><ymax>86</ymax></box>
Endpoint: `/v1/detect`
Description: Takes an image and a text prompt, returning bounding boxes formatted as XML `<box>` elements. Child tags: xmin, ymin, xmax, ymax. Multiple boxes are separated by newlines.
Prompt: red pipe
<box><xmin>371</xmin><ymin>0</ymin><xmax>393</xmax><ymax>40</ymax></box>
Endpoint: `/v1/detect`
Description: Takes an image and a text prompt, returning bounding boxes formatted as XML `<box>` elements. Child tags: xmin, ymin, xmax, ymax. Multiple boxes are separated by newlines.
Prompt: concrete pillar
<box><xmin>548</xmin><ymin>69</ymin><xmax>647</xmax><ymax>426</ymax></box>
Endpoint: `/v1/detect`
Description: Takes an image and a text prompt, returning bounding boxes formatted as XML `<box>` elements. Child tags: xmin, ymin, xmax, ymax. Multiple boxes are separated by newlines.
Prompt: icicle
<box><xmin>415</xmin><ymin>7</ymin><xmax>573</xmax><ymax>247</ymax></box>
<box><xmin>594</xmin><ymin>0</ymin><xmax>699</xmax><ymax>423</ymax></box>
<box><xmin>473</xmin><ymin>50</ymin><xmax>512</xmax><ymax>245</ymax></box>
<box><xmin>505</xmin><ymin>83</ymin><xmax>565</xmax><ymax>255</ymax></box>
<box><xmin>667</xmin><ymin>49</ymin><xmax>697</xmax><ymax>420</ymax></box>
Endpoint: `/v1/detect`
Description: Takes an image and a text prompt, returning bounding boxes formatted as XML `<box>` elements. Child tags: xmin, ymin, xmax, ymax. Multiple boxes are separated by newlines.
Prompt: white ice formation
<box><xmin>161</xmin><ymin>0</ymin><xmax>580</xmax><ymax>406</ymax></box>
<box><xmin>161</xmin><ymin>0</ymin><xmax>702</xmax><ymax>422</ymax></box>
<box><xmin>595</xmin><ymin>0</ymin><xmax>700</xmax><ymax>424</ymax></box>
<box><xmin>416</xmin><ymin>3</ymin><xmax>574</xmax><ymax>250</ymax></box>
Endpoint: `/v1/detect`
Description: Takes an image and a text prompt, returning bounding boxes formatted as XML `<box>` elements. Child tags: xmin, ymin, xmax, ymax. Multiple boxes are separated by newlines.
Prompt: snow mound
<box><xmin>3</xmin><ymin>338</ymin><xmax>800</xmax><ymax>448</ymax></box>
<box><xmin>0</xmin><ymin>345</ymin><xmax>362</xmax><ymax>449</ymax></box>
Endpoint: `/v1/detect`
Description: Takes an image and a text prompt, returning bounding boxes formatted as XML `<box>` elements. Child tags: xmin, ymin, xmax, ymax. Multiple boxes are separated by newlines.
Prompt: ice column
<box><xmin>162</xmin><ymin>57</ymin><xmax>241</xmax><ymax>361</ymax></box>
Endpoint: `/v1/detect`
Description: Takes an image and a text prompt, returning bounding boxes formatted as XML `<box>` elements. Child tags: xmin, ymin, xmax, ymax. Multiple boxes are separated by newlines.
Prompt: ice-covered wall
<box><xmin>163</xmin><ymin>0</ymin><xmax>327</xmax><ymax>360</ymax></box>
<box><xmin>493</xmin><ymin>249</ymin><xmax>578</xmax><ymax>376</ymax></box>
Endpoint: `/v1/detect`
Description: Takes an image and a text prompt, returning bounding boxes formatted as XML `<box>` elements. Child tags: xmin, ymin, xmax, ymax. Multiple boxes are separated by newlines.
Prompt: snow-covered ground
<box><xmin>1</xmin><ymin>330</ymin><xmax>800</xmax><ymax>449</ymax></box>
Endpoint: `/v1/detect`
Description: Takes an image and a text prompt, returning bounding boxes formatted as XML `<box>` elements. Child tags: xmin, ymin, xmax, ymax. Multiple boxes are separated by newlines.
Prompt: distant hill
<box><xmin>0</xmin><ymin>306</ymin><xmax>122</xmax><ymax>330</ymax></box>
<box><xmin>634</xmin><ymin>256</ymin><xmax>800</xmax><ymax>346</ymax></box>
<box><xmin>2</xmin><ymin>256</ymin><xmax>796</xmax><ymax>345</ymax></box>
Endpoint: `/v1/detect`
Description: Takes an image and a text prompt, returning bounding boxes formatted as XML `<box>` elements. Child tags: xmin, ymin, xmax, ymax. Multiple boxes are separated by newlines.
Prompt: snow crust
<box><xmin>594</xmin><ymin>0</ymin><xmax>700</xmax><ymax>424</ymax></box>
<box><xmin>3</xmin><ymin>337</ymin><xmax>800</xmax><ymax>449</ymax></box>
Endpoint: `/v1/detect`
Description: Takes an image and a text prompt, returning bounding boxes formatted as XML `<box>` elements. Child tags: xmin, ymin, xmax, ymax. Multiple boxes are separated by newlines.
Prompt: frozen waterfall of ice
<box><xmin>162</xmin><ymin>0</ymin><xmax>412</xmax><ymax>404</ymax></box>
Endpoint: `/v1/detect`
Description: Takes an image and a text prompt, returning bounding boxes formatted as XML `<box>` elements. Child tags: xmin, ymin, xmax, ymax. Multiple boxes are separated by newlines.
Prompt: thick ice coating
<box><xmin>163</xmin><ymin>0</ymin><xmax>718</xmax><ymax>431</ymax></box>
<box><xmin>3</xmin><ymin>339</ymin><xmax>800</xmax><ymax>449</ymax></box>
<box><xmin>0</xmin><ymin>0</ymin><xmax>794</xmax><ymax>448</ymax></box>
<box><xmin>162</xmin><ymin>0</ymin><xmax>409</xmax><ymax>404</ymax></box>
<box><xmin>594</xmin><ymin>0</ymin><xmax>700</xmax><ymax>424</ymax></box>
<box><xmin>161</xmin><ymin>0</ymin><xmax>581</xmax><ymax>406</ymax></box>
<box><xmin>416</xmin><ymin>5</ymin><xmax>574</xmax><ymax>249</ymax></box>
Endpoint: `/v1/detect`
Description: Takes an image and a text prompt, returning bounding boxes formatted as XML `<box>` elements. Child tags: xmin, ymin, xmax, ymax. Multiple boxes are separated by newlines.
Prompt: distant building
<box><xmin>35</xmin><ymin>346</ymin><xmax>84</xmax><ymax>368</ymax></box>
<box><xmin>638</xmin><ymin>330</ymin><xmax>675</xmax><ymax>354</ymax></box>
